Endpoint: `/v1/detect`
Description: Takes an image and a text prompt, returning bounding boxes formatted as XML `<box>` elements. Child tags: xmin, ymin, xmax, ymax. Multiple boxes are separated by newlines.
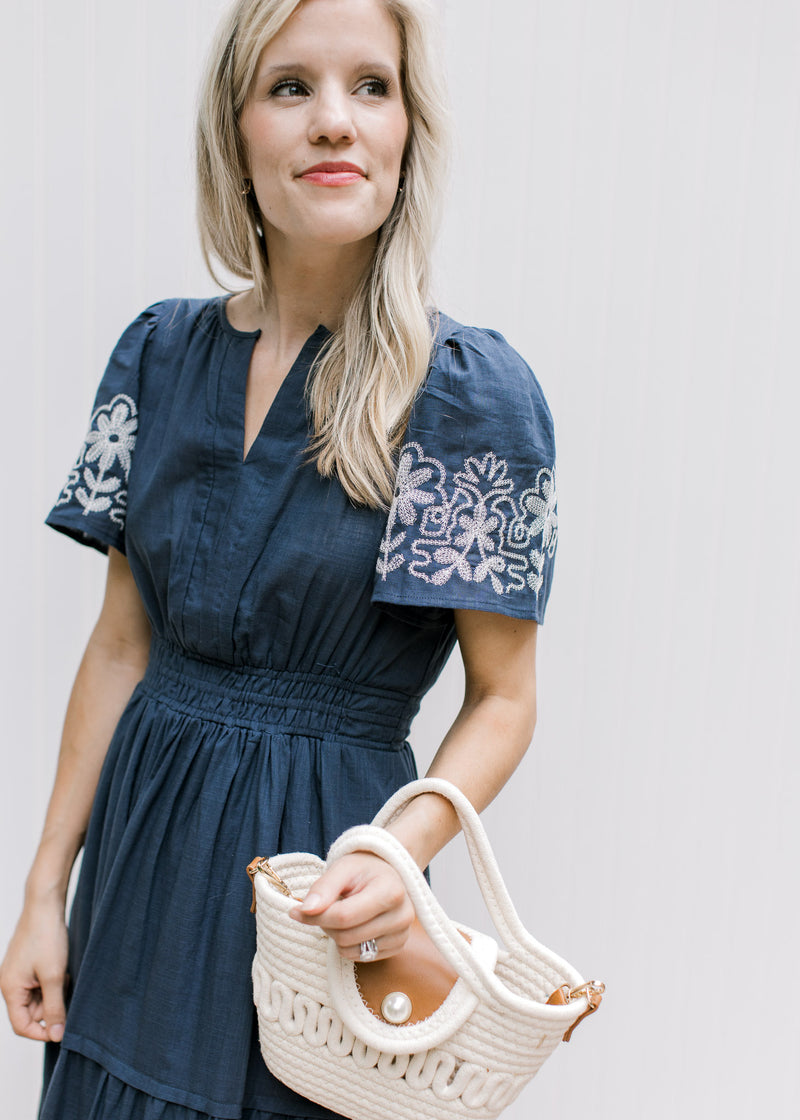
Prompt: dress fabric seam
<box><xmin>180</xmin><ymin>333</ymin><xmax>229</xmax><ymax>650</ymax></box>
<box><xmin>136</xmin><ymin>683</ymin><xmax>410</xmax><ymax>750</ymax></box>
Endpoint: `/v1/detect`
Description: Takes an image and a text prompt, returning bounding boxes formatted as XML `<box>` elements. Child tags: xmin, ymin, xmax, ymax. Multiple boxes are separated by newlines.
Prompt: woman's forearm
<box><xmin>26</xmin><ymin>634</ymin><xmax>148</xmax><ymax>903</ymax></box>
<box><xmin>386</xmin><ymin>689</ymin><xmax>536</xmax><ymax>870</ymax></box>
<box><xmin>25</xmin><ymin>548</ymin><xmax>151</xmax><ymax>904</ymax></box>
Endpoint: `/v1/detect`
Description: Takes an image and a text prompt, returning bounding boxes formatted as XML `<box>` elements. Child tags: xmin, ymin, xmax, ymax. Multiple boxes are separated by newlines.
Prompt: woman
<box><xmin>1</xmin><ymin>0</ymin><xmax>557</xmax><ymax>1117</ymax></box>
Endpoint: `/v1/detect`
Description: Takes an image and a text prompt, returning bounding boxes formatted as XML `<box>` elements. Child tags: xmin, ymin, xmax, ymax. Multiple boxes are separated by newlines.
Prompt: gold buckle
<box><xmin>554</xmin><ymin>981</ymin><xmax>605</xmax><ymax>1042</ymax></box>
<box><xmin>246</xmin><ymin>857</ymin><xmax>298</xmax><ymax>912</ymax></box>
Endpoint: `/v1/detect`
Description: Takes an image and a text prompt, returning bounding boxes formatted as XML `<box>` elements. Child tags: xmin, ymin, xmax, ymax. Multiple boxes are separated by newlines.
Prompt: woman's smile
<box><xmin>299</xmin><ymin>160</ymin><xmax>367</xmax><ymax>186</ymax></box>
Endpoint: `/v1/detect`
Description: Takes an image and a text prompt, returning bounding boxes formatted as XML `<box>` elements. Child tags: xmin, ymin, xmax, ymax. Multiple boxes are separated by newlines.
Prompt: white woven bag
<box><xmin>249</xmin><ymin>778</ymin><xmax>603</xmax><ymax>1120</ymax></box>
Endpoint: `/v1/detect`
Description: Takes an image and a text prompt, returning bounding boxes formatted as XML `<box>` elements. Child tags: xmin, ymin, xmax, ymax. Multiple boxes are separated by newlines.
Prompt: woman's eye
<box><xmin>270</xmin><ymin>79</ymin><xmax>309</xmax><ymax>98</ymax></box>
<box><xmin>359</xmin><ymin>77</ymin><xmax>389</xmax><ymax>97</ymax></box>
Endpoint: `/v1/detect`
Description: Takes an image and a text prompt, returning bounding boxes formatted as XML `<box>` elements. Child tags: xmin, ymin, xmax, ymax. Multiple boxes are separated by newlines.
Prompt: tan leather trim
<box><xmin>547</xmin><ymin>984</ymin><xmax>604</xmax><ymax>1041</ymax></box>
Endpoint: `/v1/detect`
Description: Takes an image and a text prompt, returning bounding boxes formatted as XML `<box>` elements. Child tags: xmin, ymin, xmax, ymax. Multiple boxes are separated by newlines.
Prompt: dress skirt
<box><xmin>38</xmin><ymin>638</ymin><xmax>418</xmax><ymax>1120</ymax></box>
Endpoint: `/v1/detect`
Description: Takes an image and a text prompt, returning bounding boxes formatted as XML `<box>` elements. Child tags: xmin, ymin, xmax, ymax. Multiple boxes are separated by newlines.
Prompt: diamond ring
<box><xmin>358</xmin><ymin>938</ymin><xmax>379</xmax><ymax>963</ymax></box>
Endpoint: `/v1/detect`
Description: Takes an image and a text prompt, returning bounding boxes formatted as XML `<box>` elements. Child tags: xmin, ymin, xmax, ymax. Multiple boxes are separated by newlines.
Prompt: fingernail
<box><xmin>302</xmin><ymin>892</ymin><xmax>322</xmax><ymax>910</ymax></box>
<box><xmin>49</xmin><ymin>1024</ymin><xmax>64</xmax><ymax>1043</ymax></box>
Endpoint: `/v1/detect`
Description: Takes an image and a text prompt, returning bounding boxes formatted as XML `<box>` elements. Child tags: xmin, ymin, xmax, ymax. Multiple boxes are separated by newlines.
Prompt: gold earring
<box><xmin>241</xmin><ymin>179</ymin><xmax>252</xmax><ymax>196</ymax></box>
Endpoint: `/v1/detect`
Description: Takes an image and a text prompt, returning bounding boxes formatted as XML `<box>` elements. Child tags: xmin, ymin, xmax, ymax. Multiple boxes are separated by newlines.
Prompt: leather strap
<box><xmin>546</xmin><ymin>984</ymin><xmax>605</xmax><ymax>1041</ymax></box>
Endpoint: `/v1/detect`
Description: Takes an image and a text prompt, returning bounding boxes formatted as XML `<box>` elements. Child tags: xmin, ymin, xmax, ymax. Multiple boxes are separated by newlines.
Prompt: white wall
<box><xmin>2</xmin><ymin>1</ymin><xmax>799</xmax><ymax>1117</ymax></box>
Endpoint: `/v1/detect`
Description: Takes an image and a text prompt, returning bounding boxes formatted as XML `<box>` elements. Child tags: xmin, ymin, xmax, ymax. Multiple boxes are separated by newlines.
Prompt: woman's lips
<box><xmin>299</xmin><ymin>162</ymin><xmax>365</xmax><ymax>186</ymax></box>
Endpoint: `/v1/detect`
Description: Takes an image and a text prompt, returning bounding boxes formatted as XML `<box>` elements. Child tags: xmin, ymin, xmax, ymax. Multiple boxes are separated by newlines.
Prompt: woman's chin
<box><xmin>271</xmin><ymin>224</ymin><xmax>383</xmax><ymax>257</ymax></box>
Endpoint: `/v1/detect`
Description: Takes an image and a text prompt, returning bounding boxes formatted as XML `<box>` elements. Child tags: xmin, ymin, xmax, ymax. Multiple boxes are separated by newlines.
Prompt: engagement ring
<box><xmin>358</xmin><ymin>938</ymin><xmax>379</xmax><ymax>962</ymax></box>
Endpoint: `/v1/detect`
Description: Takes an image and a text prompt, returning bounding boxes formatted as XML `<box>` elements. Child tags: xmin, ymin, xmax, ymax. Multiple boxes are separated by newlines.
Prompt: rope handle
<box><xmin>327</xmin><ymin>825</ymin><xmax>499</xmax><ymax>1002</ymax></box>
<box><xmin>370</xmin><ymin>778</ymin><xmax>535</xmax><ymax>953</ymax></box>
<box><xmin>327</xmin><ymin>779</ymin><xmax>585</xmax><ymax>1013</ymax></box>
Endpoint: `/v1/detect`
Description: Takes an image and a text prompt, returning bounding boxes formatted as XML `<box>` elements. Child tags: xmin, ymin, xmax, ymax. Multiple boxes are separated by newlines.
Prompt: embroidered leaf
<box><xmin>433</xmin><ymin>547</ymin><xmax>462</xmax><ymax>566</ymax></box>
<box><xmin>377</xmin><ymin>553</ymin><xmax>405</xmax><ymax>577</ymax></box>
<box><xmin>90</xmin><ymin>472</ymin><xmax>122</xmax><ymax>495</ymax></box>
<box><xmin>475</xmin><ymin>558</ymin><xmax>507</xmax><ymax>594</ymax></box>
<box><xmin>490</xmin><ymin>573</ymin><xmax>504</xmax><ymax>593</ymax></box>
<box><xmin>76</xmin><ymin>488</ymin><xmax>113</xmax><ymax>513</ymax></box>
<box><xmin>384</xmin><ymin>531</ymin><xmax>406</xmax><ymax>553</ymax></box>
<box><xmin>474</xmin><ymin>556</ymin><xmax>505</xmax><ymax>584</ymax></box>
<box><xmin>432</xmin><ymin>548</ymin><xmax>473</xmax><ymax>582</ymax></box>
<box><xmin>455</xmin><ymin>556</ymin><xmax>473</xmax><ymax>580</ymax></box>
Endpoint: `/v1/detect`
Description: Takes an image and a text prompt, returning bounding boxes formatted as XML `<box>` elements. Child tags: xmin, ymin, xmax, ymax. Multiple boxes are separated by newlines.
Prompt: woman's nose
<box><xmin>308</xmin><ymin>86</ymin><xmax>356</xmax><ymax>145</ymax></box>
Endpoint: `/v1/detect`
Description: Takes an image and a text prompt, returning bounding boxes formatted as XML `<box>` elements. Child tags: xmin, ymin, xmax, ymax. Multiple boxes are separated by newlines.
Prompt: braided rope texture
<box><xmin>251</xmin><ymin>856</ymin><xmax>585</xmax><ymax>1120</ymax></box>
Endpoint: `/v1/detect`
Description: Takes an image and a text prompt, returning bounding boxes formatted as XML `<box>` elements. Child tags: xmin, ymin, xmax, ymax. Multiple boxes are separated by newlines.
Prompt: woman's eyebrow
<box><xmin>261</xmin><ymin>62</ymin><xmax>306</xmax><ymax>77</ymax></box>
<box><xmin>260</xmin><ymin>60</ymin><xmax>398</xmax><ymax>78</ymax></box>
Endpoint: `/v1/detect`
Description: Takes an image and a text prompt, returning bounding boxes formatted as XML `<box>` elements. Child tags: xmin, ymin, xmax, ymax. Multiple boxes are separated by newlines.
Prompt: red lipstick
<box><xmin>300</xmin><ymin>161</ymin><xmax>365</xmax><ymax>186</ymax></box>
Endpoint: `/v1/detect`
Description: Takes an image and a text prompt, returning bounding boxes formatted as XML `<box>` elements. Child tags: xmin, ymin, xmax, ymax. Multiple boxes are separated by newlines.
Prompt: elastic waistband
<box><xmin>140</xmin><ymin>637</ymin><xmax>415</xmax><ymax>749</ymax></box>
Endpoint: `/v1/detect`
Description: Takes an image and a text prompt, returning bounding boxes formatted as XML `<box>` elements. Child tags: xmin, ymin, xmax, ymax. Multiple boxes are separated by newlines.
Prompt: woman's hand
<box><xmin>0</xmin><ymin>898</ymin><xmax>68</xmax><ymax>1043</ymax></box>
<box><xmin>289</xmin><ymin>851</ymin><xmax>415</xmax><ymax>960</ymax></box>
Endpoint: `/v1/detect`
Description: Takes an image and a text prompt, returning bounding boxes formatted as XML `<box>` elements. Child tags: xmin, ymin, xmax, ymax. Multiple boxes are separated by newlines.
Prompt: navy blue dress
<box><xmin>39</xmin><ymin>296</ymin><xmax>558</xmax><ymax>1120</ymax></box>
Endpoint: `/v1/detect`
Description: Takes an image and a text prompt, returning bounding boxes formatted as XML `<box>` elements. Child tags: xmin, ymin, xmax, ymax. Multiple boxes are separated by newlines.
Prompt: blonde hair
<box><xmin>196</xmin><ymin>0</ymin><xmax>450</xmax><ymax>507</ymax></box>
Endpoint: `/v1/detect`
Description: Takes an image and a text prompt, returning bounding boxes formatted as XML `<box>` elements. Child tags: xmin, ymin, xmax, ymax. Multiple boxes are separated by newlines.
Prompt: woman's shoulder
<box><xmin>431</xmin><ymin>311</ymin><xmax>549</xmax><ymax>398</ymax></box>
<box><xmin>421</xmin><ymin>311</ymin><xmax>555</xmax><ymax>450</ymax></box>
<box><xmin>122</xmin><ymin>294</ymin><xmax>228</xmax><ymax>344</ymax></box>
<box><xmin>107</xmin><ymin>295</ymin><xmax>241</xmax><ymax>383</ymax></box>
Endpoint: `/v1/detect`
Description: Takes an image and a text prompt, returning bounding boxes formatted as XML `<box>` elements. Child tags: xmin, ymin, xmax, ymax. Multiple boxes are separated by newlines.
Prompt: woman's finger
<box><xmin>4</xmin><ymin>983</ymin><xmax>49</xmax><ymax>1041</ymax></box>
<box><xmin>289</xmin><ymin>859</ymin><xmax>359</xmax><ymax>919</ymax></box>
<box><xmin>335</xmin><ymin>929</ymin><xmax>409</xmax><ymax>961</ymax></box>
<box><xmin>322</xmin><ymin>906</ymin><xmax>414</xmax><ymax>951</ymax></box>
<box><xmin>306</xmin><ymin>882</ymin><xmax>409</xmax><ymax>931</ymax></box>
<box><xmin>291</xmin><ymin>857</ymin><xmax>406</xmax><ymax>928</ymax></box>
<box><xmin>39</xmin><ymin>973</ymin><xmax>66</xmax><ymax>1043</ymax></box>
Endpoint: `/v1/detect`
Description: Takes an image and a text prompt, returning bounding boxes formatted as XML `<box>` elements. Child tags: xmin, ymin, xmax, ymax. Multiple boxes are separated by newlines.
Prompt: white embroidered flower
<box><xmin>376</xmin><ymin>443</ymin><xmax>448</xmax><ymax>578</ymax></box>
<box><xmin>54</xmin><ymin>393</ymin><xmax>138</xmax><ymax>529</ymax></box>
<box><xmin>393</xmin><ymin>449</ymin><xmax>438</xmax><ymax>526</ymax></box>
<box><xmin>513</xmin><ymin>469</ymin><xmax>558</xmax><ymax>557</ymax></box>
<box><xmin>84</xmin><ymin>398</ymin><xmax>138</xmax><ymax>476</ymax></box>
<box><xmin>454</xmin><ymin>504</ymin><xmax>500</xmax><ymax>554</ymax></box>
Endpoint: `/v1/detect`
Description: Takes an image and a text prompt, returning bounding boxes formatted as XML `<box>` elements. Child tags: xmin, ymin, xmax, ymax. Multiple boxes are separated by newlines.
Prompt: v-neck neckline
<box><xmin>216</xmin><ymin>297</ymin><xmax>329</xmax><ymax>466</ymax></box>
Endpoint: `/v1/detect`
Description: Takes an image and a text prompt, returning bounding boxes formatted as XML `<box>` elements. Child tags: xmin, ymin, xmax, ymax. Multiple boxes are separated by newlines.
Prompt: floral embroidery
<box><xmin>376</xmin><ymin>441</ymin><xmax>557</xmax><ymax>598</ymax></box>
<box><xmin>53</xmin><ymin>394</ymin><xmax>138</xmax><ymax>529</ymax></box>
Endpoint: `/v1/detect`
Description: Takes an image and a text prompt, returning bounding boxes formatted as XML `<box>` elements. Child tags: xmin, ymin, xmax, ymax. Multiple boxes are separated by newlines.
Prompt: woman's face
<box><xmin>240</xmin><ymin>0</ymin><xmax>409</xmax><ymax>258</ymax></box>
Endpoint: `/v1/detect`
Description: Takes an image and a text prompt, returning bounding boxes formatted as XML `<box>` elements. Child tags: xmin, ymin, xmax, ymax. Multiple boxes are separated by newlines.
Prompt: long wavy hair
<box><xmin>196</xmin><ymin>0</ymin><xmax>450</xmax><ymax>507</ymax></box>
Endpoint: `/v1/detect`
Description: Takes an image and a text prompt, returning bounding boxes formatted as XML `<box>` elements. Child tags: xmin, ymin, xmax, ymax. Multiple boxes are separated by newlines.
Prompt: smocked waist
<box><xmin>139</xmin><ymin>637</ymin><xmax>416</xmax><ymax>749</ymax></box>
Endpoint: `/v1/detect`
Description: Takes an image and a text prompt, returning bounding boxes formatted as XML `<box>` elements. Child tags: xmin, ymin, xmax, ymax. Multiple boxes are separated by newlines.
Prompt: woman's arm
<box><xmin>0</xmin><ymin>547</ymin><xmax>151</xmax><ymax>1042</ymax></box>
<box><xmin>291</xmin><ymin>610</ymin><xmax>538</xmax><ymax>958</ymax></box>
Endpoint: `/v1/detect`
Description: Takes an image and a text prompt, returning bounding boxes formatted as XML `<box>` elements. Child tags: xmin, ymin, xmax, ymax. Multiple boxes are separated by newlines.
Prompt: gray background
<box><xmin>2</xmin><ymin>0</ymin><xmax>799</xmax><ymax>1116</ymax></box>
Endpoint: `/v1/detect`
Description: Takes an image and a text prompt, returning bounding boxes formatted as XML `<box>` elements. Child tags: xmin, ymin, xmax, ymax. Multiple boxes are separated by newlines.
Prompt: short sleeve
<box><xmin>45</xmin><ymin>304</ymin><xmax>161</xmax><ymax>555</ymax></box>
<box><xmin>372</xmin><ymin>321</ymin><xmax>558</xmax><ymax>623</ymax></box>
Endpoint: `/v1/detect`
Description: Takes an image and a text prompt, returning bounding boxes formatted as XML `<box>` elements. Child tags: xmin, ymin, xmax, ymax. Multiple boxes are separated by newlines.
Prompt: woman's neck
<box><xmin>230</xmin><ymin>234</ymin><xmax>377</xmax><ymax>351</ymax></box>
